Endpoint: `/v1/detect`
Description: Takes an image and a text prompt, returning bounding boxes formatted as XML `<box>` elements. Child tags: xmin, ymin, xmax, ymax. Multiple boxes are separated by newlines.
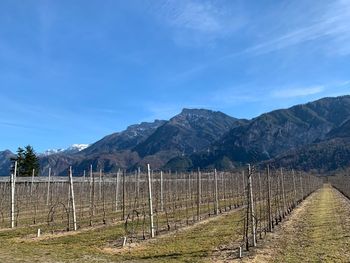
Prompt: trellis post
<box><xmin>69</xmin><ymin>166</ymin><xmax>77</xmax><ymax>231</ymax></box>
<box><xmin>10</xmin><ymin>161</ymin><xmax>17</xmax><ymax>228</ymax></box>
<box><xmin>46</xmin><ymin>167</ymin><xmax>51</xmax><ymax>205</ymax></box>
<box><xmin>248</xmin><ymin>164</ymin><xmax>256</xmax><ymax>247</ymax></box>
<box><xmin>214</xmin><ymin>169</ymin><xmax>219</xmax><ymax>215</ymax></box>
<box><xmin>147</xmin><ymin>164</ymin><xmax>155</xmax><ymax>238</ymax></box>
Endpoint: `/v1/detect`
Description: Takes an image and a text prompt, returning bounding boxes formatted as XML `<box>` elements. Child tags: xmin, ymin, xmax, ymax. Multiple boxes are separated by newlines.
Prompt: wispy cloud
<box><xmin>271</xmin><ymin>86</ymin><xmax>325</xmax><ymax>99</ymax></box>
<box><xmin>246</xmin><ymin>0</ymin><xmax>350</xmax><ymax>56</ymax></box>
<box><xmin>171</xmin><ymin>0</ymin><xmax>350</xmax><ymax>80</ymax></box>
<box><xmin>166</xmin><ymin>1</ymin><xmax>221</xmax><ymax>33</ymax></box>
<box><xmin>151</xmin><ymin>0</ymin><xmax>245</xmax><ymax>46</ymax></box>
<box><xmin>211</xmin><ymin>80</ymin><xmax>349</xmax><ymax>107</ymax></box>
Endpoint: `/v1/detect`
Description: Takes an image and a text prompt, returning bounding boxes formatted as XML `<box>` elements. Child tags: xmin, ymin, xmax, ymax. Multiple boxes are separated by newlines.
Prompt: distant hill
<box><xmin>40</xmin><ymin>144</ymin><xmax>90</xmax><ymax>156</ymax></box>
<box><xmin>0</xmin><ymin>150</ymin><xmax>14</xmax><ymax>176</ymax></box>
<box><xmin>39</xmin><ymin>120</ymin><xmax>165</xmax><ymax>175</ymax></box>
<box><xmin>133</xmin><ymin>109</ymin><xmax>247</xmax><ymax>162</ymax></box>
<box><xmin>37</xmin><ymin>109</ymin><xmax>246</xmax><ymax>174</ymax></box>
<box><xmin>166</xmin><ymin>96</ymin><xmax>350</xmax><ymax>171</ymax></box>
<box><xmin>213</xmin><ymin>96</ymin><xmax>350</xmax><ymax>161</ymax></box>
<box><xmin>81</xmin><ymin>120</ymin><xmax>166</xmax><ymax>155</ymax></box>
<box><xmin>272</xmin><ymin>117</ymin><xmax>350</xmax><ymax>172</ymax></box>
<box><xmin>325</xmin><ymin>119</ymin><xmax>350</xmax><ymax>139</ymax></box>
<box><xmin>1</xmin><ymin>95</ymin><xmax>350</xmax><ymax>175</ymax></box>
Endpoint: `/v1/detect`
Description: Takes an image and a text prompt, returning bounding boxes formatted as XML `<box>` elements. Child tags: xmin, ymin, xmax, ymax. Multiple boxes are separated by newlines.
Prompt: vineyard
<box><xmin>329</xmin><ymin>172</ymin><xmax>350</xmax><ymax>199</ymax></box>
<box><xmin>0</xmin><ymin>163</ymin><xmax>324</xmax><ymax>259</ymax></box>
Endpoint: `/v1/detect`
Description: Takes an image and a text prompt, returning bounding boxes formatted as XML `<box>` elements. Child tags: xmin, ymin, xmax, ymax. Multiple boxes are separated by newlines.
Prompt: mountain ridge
<box><xmin>1</xmin><ymin>95</ymin><xmax>350</xmax><ymax>175</ymax></box>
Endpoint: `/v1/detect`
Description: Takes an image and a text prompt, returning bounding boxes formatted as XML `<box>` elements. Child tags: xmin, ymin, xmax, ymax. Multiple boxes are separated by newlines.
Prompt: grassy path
<box><xmin>241</xmin><ymin>185</ymin><xmax>350</xmax><ymax>263</ymax></box>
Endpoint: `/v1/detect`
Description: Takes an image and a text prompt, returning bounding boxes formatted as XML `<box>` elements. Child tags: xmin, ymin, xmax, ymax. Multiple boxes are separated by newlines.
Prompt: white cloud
<box><xmin>151</xmin><ymin>0</ymin><xmax>245</xmax><ymax>46</ymax></box>
<box><xmin>246</xmin><ymin>0</ymin><xmax>350</xmax><ymax>56</ymax></box>
<box><xmin>172</xmin><ymin>0</ymin><xmax>350</xmax><ymax>80</ymax></box>
<box><xmin>271</xmin><ymin>86</ymin><xmax>325</xmax><ymax>98</ymax></box>
<box><xmin>167</xmin><ymin>1</ymin><xmax>222</xmax><ymax>33</ymax></box>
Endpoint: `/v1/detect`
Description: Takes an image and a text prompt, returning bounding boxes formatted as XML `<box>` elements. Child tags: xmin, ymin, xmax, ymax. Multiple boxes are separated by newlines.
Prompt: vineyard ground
<box><xmin>234</xmin><ymin>184</ymin><xmax>350</xmax><ymax>263</ymax></box>
<box><xmin>0</xmin><ymin>205</ymin><xmax>246</xmax><ymax>262</ymax></box>
<box><xmin>1</xmin><ymin>184</ymin><xmax>347</xmax><ymax>262</ymax></box>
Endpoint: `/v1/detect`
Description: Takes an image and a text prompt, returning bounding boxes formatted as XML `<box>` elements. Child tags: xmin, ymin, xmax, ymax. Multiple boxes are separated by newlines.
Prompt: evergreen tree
<box><xmin>16</xmin><ymin>145</ymin><xmax>39</xmax><ymax>177</ymax></box>
<box><xmin>16</xmin><ymin>147</ymin><xmax>25</xmax><ymax>175</ymax></box>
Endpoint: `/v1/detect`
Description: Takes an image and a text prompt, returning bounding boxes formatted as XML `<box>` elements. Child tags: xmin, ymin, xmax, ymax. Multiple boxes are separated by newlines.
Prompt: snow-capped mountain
<box><xmin>66</xmin><ymin>144</ymin><xmax>90</xmax><ymax>153</ymax></box>
<box><xmin>41</xmin><ymin>144</ymin><xmax>90</xmax><ymax>156</ymax></box>
<box><xmin>42</xmin><ymin>148</ymin><xmax>65</xmax><ymax>156</ymax></box>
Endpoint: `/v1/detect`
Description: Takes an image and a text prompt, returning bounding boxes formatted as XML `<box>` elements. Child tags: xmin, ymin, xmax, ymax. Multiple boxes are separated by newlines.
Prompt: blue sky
<box><xmin>1</xmin><ymin>0</ymin><xmax>350</xmax><ymax>153</ymax></box>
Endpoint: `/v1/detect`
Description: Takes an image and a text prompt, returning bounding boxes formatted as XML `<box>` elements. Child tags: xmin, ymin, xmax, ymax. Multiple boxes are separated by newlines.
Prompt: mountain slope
<box><xmin>134</xmin><ymin>108</ymin><xmax>248</xmax><ymax>158</ymax></box>
<box><xmin>2</xmin><ymin>95</ymin><xmax>350</xmax><ymax>175</ymax></box>
<box><xmin>41</xmin><ymin>144</ymin><xmax>90</xmax><ymax>156</ymax></box>
<box><xmin>273</xmin><ymin>117</ymin><xmax>350</xmax><ymax>171</ymax></box>
<box><xmin>0</xmin><ymin>150</ymin><xmax>14</xmax><ymax>175</ymax></box>
<box><xmin>325</xmin><ymin>118</ymin><xmax>350</xmax><ymax>139</ymax></box>
<box><xmin>39</xmin><ymin>120</ymin><xmax>165</xmax><ymax>175</ymax></box>
<box><xmin>210</xmin><ymin>95</ymin><xmax>350</xmax><ymax>164</ymax></box>
<box><xmin>81</xmin><ymin>120</ymin><xmax>166</xmax><ymax>155</ymax></box>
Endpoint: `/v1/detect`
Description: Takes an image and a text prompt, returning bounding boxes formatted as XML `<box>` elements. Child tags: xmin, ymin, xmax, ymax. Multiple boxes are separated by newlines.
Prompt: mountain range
<box><xmin>41</xmin><ymin>144</ymin><xmax>90</xmax><ymax>156</ymax></box>
<box><xmin>1</xmin><ymin>95</ymin><xmax>349</xmax><ymax>175</ymax></box>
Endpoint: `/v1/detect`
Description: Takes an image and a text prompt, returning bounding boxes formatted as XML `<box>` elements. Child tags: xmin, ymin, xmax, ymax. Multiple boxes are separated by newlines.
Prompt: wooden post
<box><xmin>10</xmin><ymin>161</ymin><xmax>17</xmax><ymax>228</ymax></box>
<box><xmin>292</xmin><ymin>169</ymin><xmax>297</xmax><ymax>206</ymax></box>
<box><xmin>89</xmin><ymin>165</ymin><xmax>95</xmax><ymax>220</ymax></box>
<box><xmin>30</xmin><ymin>169</ymin><xmax>35</xmax><ymax>196</ymax></box>
<box><xmin>30</xmin><ymin>168</ymin><xmax>35</xmax><ymax>223</ymax></box>
<box><xmin>223</xmin><ymin>172</ymin><xmax>227</xmax><ymax>211</ymax></box>
<box><xmin>89</xmin><ymin>164</ymin><xmax>93</xmax><ymax>210</ymax></box>
<box><xmin>238</xmin><ymin>246</ymin><xmax>242</xmax><ymax>258</ymax></box>
<box><xmin>69</xmin><ymin>166</ymin><xmax>77</xmax><ymax>231</ymax></box>
<box><xmin>257</xmin><ymin>171</ymin><xmax>263</xmax><ymax>238</ymax></box>
<box><xmin>248</xmin><ymin>164</ymin><xmax>256</xmax><ymax>247</ymax></box>
<box><xmin>214</xmin><ymin>169</ymin><xmax>219</xmax><ymax>215</ymax></box>
<box><xmin>115</xmin><ymin>169</ymin><xmax>120</xmax><ymax>212</ymax></box>
<box><xmin>300</xmin><ymin>172</ymin><xmax>304</xmax><ymax>200</ymax></box>
<box><xmin>122</xmin><ymin>169</ymin><xmax>126</xmax><ymax>221</ymax></box>
<box><xmin>137</xmin><ymin>167</ymin><xmax>140</xmax><ymax>200</ymax></box>
<box><xmin>197</xmin><ymin>168</ymin><xmax>201</xmax><ymax>221</ymax></box>
<box><xmin>280</xmin><ymin>168</ymin><xmax>286</xmax><ymax>216</ymax></box>
<box><xmin>266</xmin><ymin>165</ymin><xmax>272</xmax><ymax>232</ymax></box>
<box><xmin>160</xmin><ymin>170</ymin><xmax>164</xmax><ymax>212</ymax></box>
<box><xmin>242</xmin><ymin>170</ymin><xmax>246</xmax><ymax>205</ymax></box>
<box><xmin>46</xmin><ymin>167</ymin><xmax>51</xmax><ymax>205</ymax></box>
<box><xmin>147</xmin><ymin>164</ymin><xmax>155</xmax><ymax>238</ymax></box>
<box><xmin>99</xmin><ymin>168</ymin><xmax>102</xmax><ymax>200</ymax></box>
<box><xmin>276</xmin><ymin>170</ymin><xmax>282</xmax><ymax>221</ymax></box>
<box><xmin>102</xmin><ymin>171</ymin><xmax>106</xmax><ymax>224</ymax></box>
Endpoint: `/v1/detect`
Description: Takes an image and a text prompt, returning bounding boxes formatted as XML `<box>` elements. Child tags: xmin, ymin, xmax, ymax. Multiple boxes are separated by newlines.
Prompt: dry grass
<box><xmin>237</xmin><ymin>185</ymin><xmax>350</xmax><ymax>263</ymax></box>
<box><xmin>0</xmin><ymin>206</ymin><xmax>245</xmax><ymax>262</ymax></box>
<box><xmin>1</xmin><ymin>185</ymin><xmax>349</xmax><ymax>263</ymax></box>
